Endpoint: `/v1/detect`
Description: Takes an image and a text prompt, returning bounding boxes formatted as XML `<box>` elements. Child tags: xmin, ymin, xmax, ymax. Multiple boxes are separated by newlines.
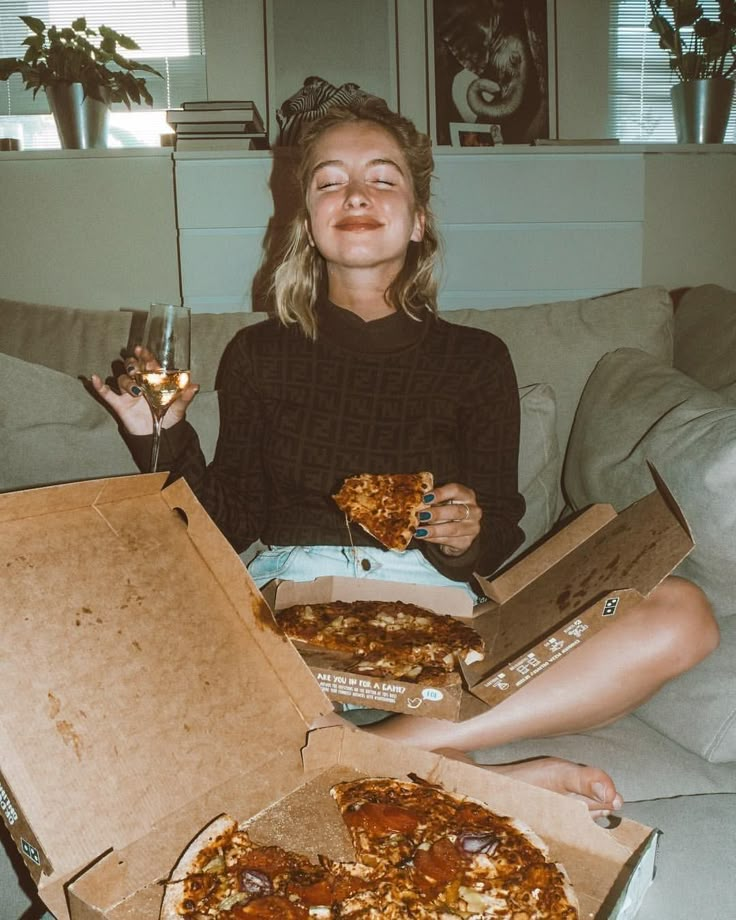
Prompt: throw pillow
<box><xmin>674</xmin><ymin>284</ymin><xmax>736</xmax><ymax>390</ymax></box>
<box><xmin>0</xmin><ymin>298</ymin><xmax>134</xmax><ymax>379</ymax></box>
<box><xmin>718</xmin><ymin>381</ymin><xmax>736</xmax><ymax>403</ymax></box>
<box><xmin>0</xmin><ymin>353</ymin><xmax>138</xmax><ymax>492</ymax></box>
<box><xmin>563</xmin><ymin>347</ymin><xmax>736</xmax><ymax>762</ymax></box>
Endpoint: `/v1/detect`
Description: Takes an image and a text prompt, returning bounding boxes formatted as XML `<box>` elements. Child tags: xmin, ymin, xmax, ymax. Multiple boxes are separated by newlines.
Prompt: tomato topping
<box><xmin>413</xmin><ymin>836</ymin><xmax>468</xmax><ymax>892</ymax></box>
<box><xmin>228</xmin><ymin>895</ymin><xmax>309</xmax><ymax>918</ymax></box>
<box><xmin>344</xmin><ymin>802</ymin><xmax>420</xmax><ymax>836</ymax></box>
<box><xmin>290</xmin><ymin>877</ymin><xmax>334</xmax><ymax>906</ymax></box>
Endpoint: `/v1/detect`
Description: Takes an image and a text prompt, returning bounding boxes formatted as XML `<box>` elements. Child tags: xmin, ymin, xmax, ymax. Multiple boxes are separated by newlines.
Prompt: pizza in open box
<box><xmin>160</xmin><ymin>775</ymin><xmax>579</xmax><ymax>919</ymax></box>
<box><xmin>274</xmin><ymin>598</ymin><xmax>484</xmax><ymax>682</ymax></box>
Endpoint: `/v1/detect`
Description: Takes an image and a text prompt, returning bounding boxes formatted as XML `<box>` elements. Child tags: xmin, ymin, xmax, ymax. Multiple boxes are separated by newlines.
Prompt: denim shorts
<box><xmin>247</xmin><ymin>544</ymin><xmax>479</xmax><ymax>603</ymax></box>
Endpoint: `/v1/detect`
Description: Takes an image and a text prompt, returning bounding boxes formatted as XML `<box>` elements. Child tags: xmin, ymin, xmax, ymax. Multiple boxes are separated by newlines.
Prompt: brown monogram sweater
<box><xmin>128</xmin><ymin>299</ymin><xmax>525</xmax><ymax>581</ymax></box>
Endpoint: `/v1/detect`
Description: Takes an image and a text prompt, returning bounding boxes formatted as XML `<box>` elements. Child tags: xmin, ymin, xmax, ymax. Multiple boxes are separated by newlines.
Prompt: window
<box><xmin>0</xmin><ymin>0</ymin><xmax>206</xmax><ymax>149</ymax></box>
<box><xmin>609</xmin><ymin>0</ymin><xmax>735</xmax><ymax>142</ymax></box>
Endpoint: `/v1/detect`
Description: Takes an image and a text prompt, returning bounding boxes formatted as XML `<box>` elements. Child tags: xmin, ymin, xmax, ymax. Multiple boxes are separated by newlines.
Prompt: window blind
<box><xmin>0</xmin><ymin>0</ymin><xmax>206</xmax><ymax>146</ymax></box>
<box><xmin>609</xmin><ymin>0</ymin><xmax>735</xmax><ymax>142</ymax></box>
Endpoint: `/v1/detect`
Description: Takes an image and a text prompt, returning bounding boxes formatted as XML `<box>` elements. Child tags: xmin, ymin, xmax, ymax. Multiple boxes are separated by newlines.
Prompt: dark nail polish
<box><xmin>415</xmin><ymin>528</ymin><xmax>428</xmax><ymax>538</ymax></box>
<box><xmin>126</xmin><ymin>365</ymin><xmax>136</xmax><ymax>375</ymax></box>
<box><xmin>419</xmin><ymin>511</ymin><xmax>431</xmax><ymax>522</ymax></box>
<box><xmin>131</xmin><ymin>386</ymin><xmax>141</xmax><ymax>396</ymax></box>
<box><xmin>423</xmin><ymin>493</ymin><xmax>435</xmax><ymax>504</ymax></box>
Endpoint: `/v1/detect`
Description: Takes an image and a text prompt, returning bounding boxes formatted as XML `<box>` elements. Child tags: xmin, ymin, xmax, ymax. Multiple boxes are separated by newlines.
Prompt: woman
<box><xmin>93</xmin><ymin>98</ymin><xmax>719</xmax><ymax>816</ymax></box>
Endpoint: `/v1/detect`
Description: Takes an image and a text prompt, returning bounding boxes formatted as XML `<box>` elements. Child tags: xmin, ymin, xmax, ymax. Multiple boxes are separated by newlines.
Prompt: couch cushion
<box><xmin>564</xmin><ymin>347</ymin><xmax>736</xmax><ymax>622</ymax></box>
<box><xmin>515</xmin><ymin>383</ymin><xmax>560</xmax><ymax>554</ymax></box>
<box><xmin>0</xmin><ymin>352</ymin><xmax>138</xmax><ymax>491</ymax></box>
<box><xmin>636</xmin><ymin>616</ymin><xmax>736</xmax><ymax>765</ymax></box>
<box><xmin>191</xmin><ymin>311</ymin><xmax>269</xmax><ymax>391</ymax></box>
<box><xmin>445</xmin><ymin>286</ymin><xmax>674</xmax><ymax>472</ymax></box>
<box><xmin>0</xmin><ymin>298</ymin><xmax>134</xmax><ymax>378</ymax></box>
<box><xmin>473</xmin><ymin>715</ymin><xmax>736</xmax><ymax>802</ymax></box>
<box><xmin>619</xmin><ymin>794</ymin><xmax>736</xmax><ymax>920</ymax></box>
<box><xmin>674</xmin><ymin>284</ymin><xmax>736</xmax><ymax>390</ymax></box>
<box><xmin>563</xmin><ymin>347</ymin><xmax>736</xmax><ymax>762</ymax></box>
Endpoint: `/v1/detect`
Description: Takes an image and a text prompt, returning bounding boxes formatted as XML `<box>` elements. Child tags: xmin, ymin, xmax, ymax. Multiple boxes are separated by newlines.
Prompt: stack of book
<box><xmin>166</xmin><ymin>101</ymin><xmax>268</xmax><ymax>151</ymax></box>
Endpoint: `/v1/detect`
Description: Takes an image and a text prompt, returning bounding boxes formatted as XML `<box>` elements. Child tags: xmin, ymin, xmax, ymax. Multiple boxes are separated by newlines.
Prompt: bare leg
<box><xmin>366</xmin><ymin>576</ymin><xmax>719</xmax><ymax>811</ymax></box>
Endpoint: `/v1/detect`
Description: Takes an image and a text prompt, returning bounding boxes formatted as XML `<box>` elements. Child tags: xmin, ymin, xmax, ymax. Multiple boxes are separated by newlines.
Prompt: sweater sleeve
<box><xmin>418</xmin><ymin>336</ymin><xmax>525</xmax><ymax>583</ymax></box>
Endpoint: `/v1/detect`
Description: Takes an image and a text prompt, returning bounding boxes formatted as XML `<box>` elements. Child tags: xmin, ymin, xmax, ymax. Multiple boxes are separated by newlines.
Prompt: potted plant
<box><xmin>0</xmin><ymin>15</ymin><xmax>162</xmax><ymax>148</ymax></box>
<box><xmin>648</xmin><ymin>0</ymin><xmax>736</xmax><ymax>142</ymax></box>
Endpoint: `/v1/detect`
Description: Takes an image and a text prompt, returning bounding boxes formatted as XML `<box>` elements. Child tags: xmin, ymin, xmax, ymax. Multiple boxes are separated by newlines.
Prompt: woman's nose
<box><xmin>344</xmin><ymin>179</ymin><xmax>369</xmax><ymax>207</ymax></box>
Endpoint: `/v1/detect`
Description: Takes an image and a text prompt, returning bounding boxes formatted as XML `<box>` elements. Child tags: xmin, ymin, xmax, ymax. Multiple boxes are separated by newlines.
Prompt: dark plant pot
<box><xmin>46</xmin><ymin>83</ymin><xmax>109</xmax><ymax>149</ymax></box>
<box><xmin>670</xmin><ymin>78</ymin><xmax>734</xmax><ymax>144</ymax></box>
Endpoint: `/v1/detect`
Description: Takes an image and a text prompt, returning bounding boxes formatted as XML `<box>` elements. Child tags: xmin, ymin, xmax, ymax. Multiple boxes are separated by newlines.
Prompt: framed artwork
<box><xmin>426</xmin><ymin>0</ymin><xmax>557</xmax><ymax>146</ymax></box>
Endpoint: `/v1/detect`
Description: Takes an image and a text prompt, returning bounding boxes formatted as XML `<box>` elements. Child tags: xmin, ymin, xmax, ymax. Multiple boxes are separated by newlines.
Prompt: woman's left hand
<box><xmin>416</xmin><ymin>483</ymin><xmax>481</xmax><ymax>557</ymax></box>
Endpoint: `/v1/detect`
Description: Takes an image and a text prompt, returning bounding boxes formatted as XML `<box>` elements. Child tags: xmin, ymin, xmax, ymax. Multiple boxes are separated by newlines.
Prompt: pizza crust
<box><xmin>159</xmin><ymin>813</ymin><xmax>237</xmax><ymax>920</ymax></box>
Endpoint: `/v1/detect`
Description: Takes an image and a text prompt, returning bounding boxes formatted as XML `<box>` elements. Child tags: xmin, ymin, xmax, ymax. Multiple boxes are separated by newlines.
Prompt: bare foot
<box><xmin>434</xmin><ymin>749</ymin><xmax>623</xmax><ymax>818</ymax></box>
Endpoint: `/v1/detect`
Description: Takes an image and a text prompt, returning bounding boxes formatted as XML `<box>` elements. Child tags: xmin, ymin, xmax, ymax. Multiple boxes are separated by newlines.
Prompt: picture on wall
<box><xmin>427</xmin><ymin>0</ymin><xmax>557</xmax><ymax>146</ymax></box>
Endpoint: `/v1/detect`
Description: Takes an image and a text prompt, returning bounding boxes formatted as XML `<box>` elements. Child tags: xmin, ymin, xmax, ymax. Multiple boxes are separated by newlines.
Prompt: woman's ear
<box><xmin>304</xmin><ymin>218</ymin><xmax>315</xmax><ymax>248</ymax></box>
<box><xmin>410</xmin><ymin>210</ymin><xmax>426</xmax><ymax>243</ymax></box>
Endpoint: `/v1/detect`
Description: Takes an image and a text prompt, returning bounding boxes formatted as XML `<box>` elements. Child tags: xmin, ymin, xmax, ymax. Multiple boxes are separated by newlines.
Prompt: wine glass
<box><xmin>135</xmin><ymin>302</ymin><xmax>191</xmax><ymax>472</ymax></box>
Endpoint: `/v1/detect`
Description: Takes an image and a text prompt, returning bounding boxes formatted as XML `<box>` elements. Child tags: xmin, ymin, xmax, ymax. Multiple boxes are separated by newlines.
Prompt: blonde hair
<box><xmin>270</xmin><ymin>98</ymin><xmax>441</xmax><ymax>339</ymax></box>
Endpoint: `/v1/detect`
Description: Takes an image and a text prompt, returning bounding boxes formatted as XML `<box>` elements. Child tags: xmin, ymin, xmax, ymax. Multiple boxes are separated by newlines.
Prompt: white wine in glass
<box><xmin>135</xmin><ymin>302</ymin><xmax>191</xmax><ymax>472</ymax></box>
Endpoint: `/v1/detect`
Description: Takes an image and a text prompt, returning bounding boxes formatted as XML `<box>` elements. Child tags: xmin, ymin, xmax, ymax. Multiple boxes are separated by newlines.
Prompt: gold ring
<box><xmin>449</xmin><ymin>500</ymin><xmax>471</xmax><ymax>522</ymax></box>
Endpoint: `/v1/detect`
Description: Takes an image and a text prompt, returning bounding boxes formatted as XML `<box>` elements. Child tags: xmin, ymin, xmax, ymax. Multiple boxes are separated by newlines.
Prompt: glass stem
<box><xmin>150</xmin><ymin>413</ymin><xmax>164</xmax><ymax>473</ymax></box>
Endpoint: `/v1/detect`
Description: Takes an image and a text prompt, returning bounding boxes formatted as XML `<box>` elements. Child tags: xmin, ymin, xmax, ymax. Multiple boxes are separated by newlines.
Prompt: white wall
<box><xmin>0</xmin><ymin>150</ymin><xmax>180</xmax><ymax>311</ymax></box>
<box><xmin>643</xmin><ymin>152</ymin><xmax>736</xmax><ymax>291</ymax></box>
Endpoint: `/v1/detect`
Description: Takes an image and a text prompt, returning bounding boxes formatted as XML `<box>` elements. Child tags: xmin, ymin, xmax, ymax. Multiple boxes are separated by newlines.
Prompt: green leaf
<box><xmin>116</xmin><ymin>35</ymin><xmax>140</xmax><ymax>52</ymax></box>
<box><xmin>2</xmin><ymin>13</ymin><xmax>160</xmax><ymax>105</ymax></box>
<box><xmin>649</xmin><ymin>15</ymin><xmax>678</xmax><ymax>52</ymax></box>
<box><xmin>670</xmin><ymin>0</ymin><xmax>704</xmax><ymax>29</ymax></box>
<box><xmin>20</xmin><ymin>15</ymin><xmax>45</xmax><ymax>36</ymax></box>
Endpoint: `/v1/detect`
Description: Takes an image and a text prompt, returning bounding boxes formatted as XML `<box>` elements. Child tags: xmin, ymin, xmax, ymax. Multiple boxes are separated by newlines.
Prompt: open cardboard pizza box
<box><xmin>267</xmin><ymin>576</ymin><xmax>486</xmax><ymax>721</ymax></box>
<box><xmin>0</xmin><ymin>474</ymin><xmax>658</xmax><ymax>919</ymax></box>
<box><xmin>269</xmin><ymin>467</ymin><xmax>694</xmax><ymax>718</ymax></box>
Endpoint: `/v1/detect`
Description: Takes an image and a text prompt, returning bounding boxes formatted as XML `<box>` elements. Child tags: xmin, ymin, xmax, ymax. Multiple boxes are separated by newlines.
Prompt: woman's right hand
<box><xmin>91</xmin><ymin>345</ymin><xmax>199</xmax><ymax>437</ymax></box>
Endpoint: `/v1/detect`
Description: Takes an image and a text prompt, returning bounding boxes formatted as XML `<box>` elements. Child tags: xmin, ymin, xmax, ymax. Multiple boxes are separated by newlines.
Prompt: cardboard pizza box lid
<box><xmin>0</xmin><ymin>474</ymin><xmax>331</xmax><ymax>917</ymax></box>
<box><xmin>466</xmin><ymin>469</ymin><xmax>694</xmax><ymax>705</ymax></box>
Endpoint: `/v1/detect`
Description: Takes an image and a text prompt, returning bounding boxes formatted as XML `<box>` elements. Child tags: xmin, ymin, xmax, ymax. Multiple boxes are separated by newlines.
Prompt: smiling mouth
<box><xmin>334</xmin><ymin>219</ymin><xmax>382</xmax><ymax>230</ymax></box>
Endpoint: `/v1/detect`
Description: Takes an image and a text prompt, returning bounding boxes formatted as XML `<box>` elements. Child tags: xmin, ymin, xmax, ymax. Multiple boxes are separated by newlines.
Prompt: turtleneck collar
<box><xmin>316</xmin><ymin>296</ymin><xmax>433</xmax><ymax>354</ymax></box>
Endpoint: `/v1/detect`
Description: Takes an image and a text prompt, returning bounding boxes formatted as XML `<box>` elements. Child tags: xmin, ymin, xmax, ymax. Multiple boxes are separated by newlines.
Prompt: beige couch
<box><xmin>2</xmin><ymin>285</ymin><xmax>735</xmax><ymax>919</ymax></box>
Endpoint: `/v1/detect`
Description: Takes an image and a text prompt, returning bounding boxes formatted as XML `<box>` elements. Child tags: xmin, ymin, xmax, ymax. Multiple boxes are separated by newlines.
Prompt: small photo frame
<box><xmin>450</xmin><ymin>122</ymin><xmax>503</xmax><ymax>147</ymax></box>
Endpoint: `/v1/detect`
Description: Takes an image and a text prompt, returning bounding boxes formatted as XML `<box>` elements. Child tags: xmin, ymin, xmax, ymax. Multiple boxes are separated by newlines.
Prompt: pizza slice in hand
<box><xmin>332</xmin><ymin>472</ymin><xmax>434</xmax><ymax>552</ymax></box>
